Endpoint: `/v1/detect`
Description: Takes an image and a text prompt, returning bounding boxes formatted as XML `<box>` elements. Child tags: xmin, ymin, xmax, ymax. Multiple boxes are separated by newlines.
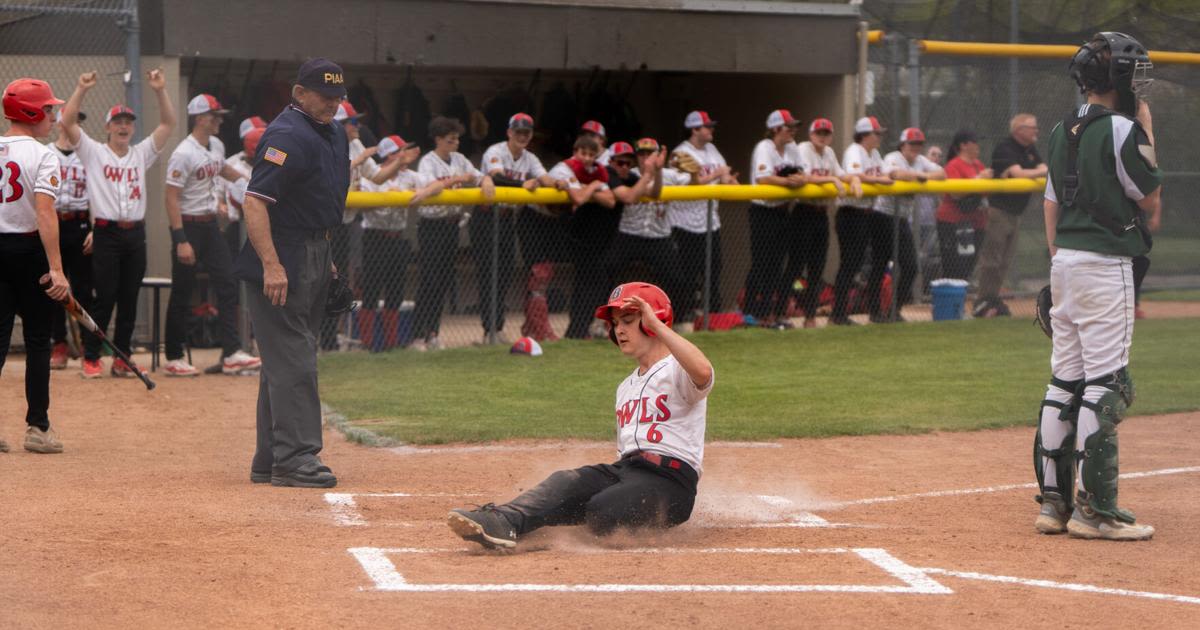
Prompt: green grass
<box><xmin>1143</xmin><ymin>289</ymin><xmax>1200</xmax><ymax>302</ymax></box>
<box><xmin>1013</xmin><ymin>231</ymin><xmax>1200</xmax><ymax>281</ymax></box>
<box><xmin>319</xmin><ymin>318</ymin><xmax>1200</xmax><ymax>444</ymax></box>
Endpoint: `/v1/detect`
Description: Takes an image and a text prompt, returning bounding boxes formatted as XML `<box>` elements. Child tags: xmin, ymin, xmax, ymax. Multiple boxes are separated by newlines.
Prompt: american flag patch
<box><xmin>264</xmin><ymin>147</ymin><xmax>287</xmax><ymax>166</ymax></box>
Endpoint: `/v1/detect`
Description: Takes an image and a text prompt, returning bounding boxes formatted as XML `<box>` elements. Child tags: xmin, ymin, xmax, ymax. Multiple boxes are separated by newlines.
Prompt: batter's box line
<box><xmin>346</xmin><ymin>546</ymin><xmax>954</xmax><ymax>594</ymax></box>
<box><xmin>325</xmin><ymin>492</ymin><xmax>485</xmax><ymax>527</ymax></box>
<box><xmin>919</xmin><ymin>567</ymin><xmax>1200</xmax><ymax>606</ymax></box>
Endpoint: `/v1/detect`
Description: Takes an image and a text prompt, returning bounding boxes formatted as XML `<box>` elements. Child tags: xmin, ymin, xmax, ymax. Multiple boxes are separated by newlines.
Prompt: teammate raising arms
<box><xmin>448</xmin><ymin>282</ymin><xmax>713</xmax><ymax>549</ymax></box>
<box><xmin>1</xmin><ymin>77</ymin><xmax>71</xmax><ymax>454</ymax></box>
<box><xmin>60</xmin><ymin>69</ymin><xmax>175</xmax><ymax>378</ymax></box>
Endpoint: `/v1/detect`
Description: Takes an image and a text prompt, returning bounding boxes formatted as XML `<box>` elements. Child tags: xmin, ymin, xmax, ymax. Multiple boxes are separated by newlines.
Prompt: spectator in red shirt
<box><xmin>936</xmin><ymin>130</ymin><xmax>993</xmax><ymax>280</ymax></box>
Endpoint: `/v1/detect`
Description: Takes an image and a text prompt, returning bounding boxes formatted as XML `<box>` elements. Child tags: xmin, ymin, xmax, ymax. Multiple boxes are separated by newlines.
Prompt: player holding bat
<box><xmin>1</xmin><ymin>77</ymin><xmax>70</xmax><ymax>454</ymax></box>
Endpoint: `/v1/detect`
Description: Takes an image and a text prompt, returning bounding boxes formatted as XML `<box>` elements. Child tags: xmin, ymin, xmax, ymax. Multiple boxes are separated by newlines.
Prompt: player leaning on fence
<box><xmin>1033</xmin><ymin>32</ymin><xmax>1161</xmax><ymax>541</ymax></box>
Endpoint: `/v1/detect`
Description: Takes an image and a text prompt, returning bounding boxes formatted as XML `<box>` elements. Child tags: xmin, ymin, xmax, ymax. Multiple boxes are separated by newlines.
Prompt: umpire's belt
<box><xmin>273</xmin><ymin>226</ymin><xmax>332</xmax><ymax>242</ymax></box>
<box><xmin>623</xmin><ymin>450</ymin><xmax>699</xmax><ymax>484</ymax></box>
<box><xmin>94</xmin><ymin>219</ymin><xmax>144</xmax><ymax>229</ymax></box>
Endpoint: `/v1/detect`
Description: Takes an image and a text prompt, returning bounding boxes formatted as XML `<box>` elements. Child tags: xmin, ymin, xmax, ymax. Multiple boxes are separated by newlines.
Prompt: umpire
<box><xmin>236</xmin><ymin>58</ymin><xmax>350</xmax><ymax>488</ymax></box>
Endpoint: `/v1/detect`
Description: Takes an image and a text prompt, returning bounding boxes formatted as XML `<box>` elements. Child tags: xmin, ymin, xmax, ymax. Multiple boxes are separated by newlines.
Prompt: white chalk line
<box><xmin>324</xmin><ymin>492</ymin><xmax>486</xmax><ymax>527</ymax></box>
<box><xmin>388</xmin><ymin>441</ymin><xmax>780</xmax><ymax>456</ymax></box>
<box><xmin>347</xmin><ymin>546</ymin><xmax>952</xmax><ymax>594</ymax></box>
<box><xmin>919</xmin><ymin>567</ymin><xmax>1200</xmax><ymax>606</ymax></box>
<box><xmin>813</xmin><ymin>465</ymin><xmax>1200</xmax><ymax>510</ymax></box>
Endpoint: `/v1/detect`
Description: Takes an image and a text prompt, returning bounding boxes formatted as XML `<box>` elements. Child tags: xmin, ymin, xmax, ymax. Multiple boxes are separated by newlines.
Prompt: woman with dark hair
<box><xmin>936</xmin><ymin>130</ymin><xmax>993</xmax><ymax>280</ymax></box>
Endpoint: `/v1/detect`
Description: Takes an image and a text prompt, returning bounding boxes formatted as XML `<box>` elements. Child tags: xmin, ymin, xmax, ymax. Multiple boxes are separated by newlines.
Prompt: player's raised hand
<box><xmin>147</xmin><ymin>68</ymin><xmax>166</xmax><ymax>91</ymax></box>
<box><xmin>78</xmin><ymin>71</ymin><xmax>98</xmax><ymax>91</ymax></box>
<box><xmin>623</xmin><ymin>295</ymin><xmax>665</xmax><ymax>334</ymax></box>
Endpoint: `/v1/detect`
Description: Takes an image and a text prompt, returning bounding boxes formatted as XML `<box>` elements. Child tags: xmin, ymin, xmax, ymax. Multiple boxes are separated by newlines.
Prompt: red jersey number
<box><xmin>2</xmin><ymin>161</ymin><xmax>24</xmax><ymax>203</ymax></box>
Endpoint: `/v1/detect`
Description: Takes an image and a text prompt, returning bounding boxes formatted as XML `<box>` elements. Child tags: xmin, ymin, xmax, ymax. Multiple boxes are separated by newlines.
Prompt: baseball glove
<box><xmin>326</xmin><ymin>271</ymin><xmax>359</xmax><ymax>316</ymax></box>
<box><xmin>1035</xmin><ymin>284</ymin><xmax>1052</xmax><ymax>338</ymax></box>
<box><xmin>671</xmin><ymin>151</ymin><xmax>701</xmax><ymax>174</ymax></box>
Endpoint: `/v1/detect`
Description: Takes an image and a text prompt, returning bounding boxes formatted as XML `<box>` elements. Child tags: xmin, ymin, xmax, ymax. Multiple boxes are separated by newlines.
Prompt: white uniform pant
<box><xmin>1040</xmin><ymin>248</ymin><xmax>1135</xmax><ymax>490</ymax></box>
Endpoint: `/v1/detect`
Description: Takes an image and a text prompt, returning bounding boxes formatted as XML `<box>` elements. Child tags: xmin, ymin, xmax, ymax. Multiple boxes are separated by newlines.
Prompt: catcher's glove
<box><xmin>326</xmin><ymin>271</ymin><xmax>359</xmax><ymax>316</ymax></box>
<box><xmin>670</xmin><ymin>151</ymin><xmax>701</xmax><ymax>175</ymax></box>
<box><xmin>1035</xmin><ymin>284</ymin><xmax>1052</xmax><ymax>338</ymax></box>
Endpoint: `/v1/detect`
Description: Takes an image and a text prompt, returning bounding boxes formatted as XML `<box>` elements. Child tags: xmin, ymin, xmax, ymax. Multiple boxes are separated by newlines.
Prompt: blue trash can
<box><xmin>930</xmin><ymin>279</ymin><xmax>969</xmax><ymax>321</ymax></box>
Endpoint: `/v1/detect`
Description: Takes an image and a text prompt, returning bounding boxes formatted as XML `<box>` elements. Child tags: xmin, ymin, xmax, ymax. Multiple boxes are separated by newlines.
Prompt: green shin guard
<box><xmin>1078</xmin><ymin>390</ymin><xmax>1136</xmax><ymax>524</ymax></box>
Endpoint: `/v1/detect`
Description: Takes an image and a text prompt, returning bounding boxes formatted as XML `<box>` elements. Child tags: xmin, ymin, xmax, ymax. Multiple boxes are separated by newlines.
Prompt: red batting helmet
<box><xmin>594</xmin><ymin>282</ymin><xmax>673</xmax><ymax>344</ymax></box>
<box><xmin>243</xmin><ymin>126</ymin><xmax>266</xmax><ymax>157</ymax></box>
<box><xmin>3</xmin><ymin>78</ymin><xmax>64</xmax><ymax>124</ymax></box>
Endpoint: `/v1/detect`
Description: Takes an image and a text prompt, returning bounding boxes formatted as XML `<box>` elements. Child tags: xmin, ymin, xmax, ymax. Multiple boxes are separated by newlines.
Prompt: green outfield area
<box><xmin>1143</xmin><ymin>289</ymin><xmax>1200</xmax><ymax>302</ymax></box>
<box><xmin>319</xmin><ymin>318</ymin><xmax>1200</xmax><ymax>444</ymax></box>
<box><xmin>1013</xmin><ymin>231</ymin><xmax>1200</xmax><ymax>281</ymax></box>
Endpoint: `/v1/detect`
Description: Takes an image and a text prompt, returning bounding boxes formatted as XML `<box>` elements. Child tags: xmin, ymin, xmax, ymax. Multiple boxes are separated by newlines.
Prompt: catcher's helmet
<box><xmin>1069</xmin><ymin>32</ymin><xmax>1152</xmax><ymax>116</ymax></box>
<box><xmin>594</xmin><ymin>282</ymin><xmax>673</xmax><ymax>345</ymax></box>
<box><xmin>3</xmin><ymin>78</ymin><xmax>64</xmax><ymax>124</ymax></box>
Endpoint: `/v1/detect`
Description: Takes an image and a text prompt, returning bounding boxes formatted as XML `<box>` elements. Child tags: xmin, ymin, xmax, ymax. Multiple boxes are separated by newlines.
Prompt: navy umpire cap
<box><xmin>296</xmin><ymin>58</ymin><xmax>347</xmax><ymax>98</ymax></box>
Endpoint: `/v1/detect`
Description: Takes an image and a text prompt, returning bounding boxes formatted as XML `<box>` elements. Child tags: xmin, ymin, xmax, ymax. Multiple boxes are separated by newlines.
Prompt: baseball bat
<box><xmin>40</xmin><ymin>276</ymin><xmax>156</xmax><ymax>391</ymax></box>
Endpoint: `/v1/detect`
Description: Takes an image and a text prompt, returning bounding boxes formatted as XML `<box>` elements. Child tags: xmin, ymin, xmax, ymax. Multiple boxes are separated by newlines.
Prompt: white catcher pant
<box><xmin>1040</xmin><ymin>248</ymin><xmax>1135</xmax><ymax>491</ymax></box>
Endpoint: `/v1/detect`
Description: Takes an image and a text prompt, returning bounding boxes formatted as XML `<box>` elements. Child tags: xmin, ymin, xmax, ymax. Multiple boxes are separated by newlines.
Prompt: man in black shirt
<box><xmin>975</xmin><ymin>113</ymin><xmax>1047</xmax><ymax>317</ymax></box>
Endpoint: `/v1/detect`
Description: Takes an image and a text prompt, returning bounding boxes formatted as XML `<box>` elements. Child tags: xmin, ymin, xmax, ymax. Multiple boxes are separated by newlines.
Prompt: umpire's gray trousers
<box><xmin>247</xmin><ymin>237</ymin><xmax>331</xmax><ymax>476</ymax></box>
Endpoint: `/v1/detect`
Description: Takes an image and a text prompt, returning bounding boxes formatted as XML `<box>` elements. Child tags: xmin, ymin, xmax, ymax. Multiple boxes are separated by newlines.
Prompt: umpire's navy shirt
<box><xmin>235</xmin><ymin>104</ymin><xmax>350</xmax><ymax>285</ymax></box>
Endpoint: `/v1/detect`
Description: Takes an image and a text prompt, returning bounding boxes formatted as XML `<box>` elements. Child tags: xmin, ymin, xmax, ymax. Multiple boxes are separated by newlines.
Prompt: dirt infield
<box><xmin>2</xmin><ymin>349</ymin><xmax>1198</xmax><ymax>629</ymax></box>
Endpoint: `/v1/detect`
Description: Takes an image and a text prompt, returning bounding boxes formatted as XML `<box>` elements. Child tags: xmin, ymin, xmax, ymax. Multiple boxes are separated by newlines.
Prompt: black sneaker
<box><xmin>993</xmin><ymin>300</ymin><xmax>1012</xmax><ymax>317</ymax></box>
<box><xmin>447</xmin><ymin>504</ymin><xmax>518</xmax><ymax>550</ymax></box>
<box><xmin>250</xmin><ymin>471</ymin><xmax>271</xmax><ymax>484</ymax></box>
<box><xmin>829</xmin><ymin>316</ymin><xmax>856</xmax><ymax>326</ymax></box>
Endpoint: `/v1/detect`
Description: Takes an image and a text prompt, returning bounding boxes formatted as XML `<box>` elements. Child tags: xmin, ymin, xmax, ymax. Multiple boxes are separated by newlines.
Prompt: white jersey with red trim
<box><xmin>795</xmin><ymin>141</ymin><xmax>845</xmax><ymax>208</ymax></box>
<box><xmin>481</xmin><ymin>141</ymin><xmax>546</xmax><ymax>209</ymax></box>
<box><xmin>221</xmin><ymin>152</ymin><xmax>253</xmax><ymax>221</ymax></box>
<box><xmin>73</xmin><ymin>133</ymin><xmax>162</xmax><ymax>222</ymax></box>
<box><xmin>0</xmin><ymin>136</ymin><xmax>61</xmax><ymax>233</ymax></box>
<box><xmin>417</xmin><ymin>151</ymin><xmax>481</xmax><ymax>220</ymax></box>
<box><xmin>841</xmin><ymin>142</ymin><xmax>885</xmax><ymax>210</ymax></box>
<box><xmin>165</xmin><ymin>134</ymin><xmax>226</xmax><ymax>216</ymax></box>
<box><xmin>750</xmin><ymin>139</ymin><xmax>803</xmax><ymax>208</ymax></box>
<box><xmin>45</xmin><ymin>143</ymin><xmax>88</xmax><ymax>212</ymax></box>
<box><xmin>669</xmin><ymin>140</ymin><xmax>726</xmax><ymax>233</ymax></box>
<box><xmin>618</xmin><ymin>167</ymin><xmax>689</xmax><ymax>239</ymax></box>
<box><xmin>361</xmin><ymin>168</ymin><xmax>434</xmax><ymax>232</ymax></box>
<box><xmin>614</xmin><ymin>354</ymin><xmax>712</xmax><ymax>475</ymax></box>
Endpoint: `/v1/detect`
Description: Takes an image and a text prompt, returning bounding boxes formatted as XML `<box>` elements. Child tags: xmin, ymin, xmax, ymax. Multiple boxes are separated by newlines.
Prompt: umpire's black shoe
<box><xmin>271</xmin><ymin>466</ymin><xmax>337</xmax><ymax>488</ymax></box>
<box><xmin>250</xmin><ymin>471</ymin><xmax>271</xmax><ymax>484</ymax></box>
<box><xmin>448</xmin><ymin>504</ymin><xmax>518</xmax><ymax>550</ymax></box>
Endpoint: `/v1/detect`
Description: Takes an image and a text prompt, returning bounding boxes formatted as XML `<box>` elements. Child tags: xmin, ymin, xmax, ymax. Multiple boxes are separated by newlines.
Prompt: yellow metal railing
<box><xmin>869</xmin><ymin>35</ymin><xmax>1200</xmax><ymax>66</ymax></box>
<box><xmin>345</xmin><ymin>178</ymin><xmax>1045</xmax><ymax>208</ymax></box>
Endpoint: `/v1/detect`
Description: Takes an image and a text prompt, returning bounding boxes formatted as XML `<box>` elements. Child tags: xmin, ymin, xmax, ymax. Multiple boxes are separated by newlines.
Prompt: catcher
<box><xmin>448</xmin><ymin>282</ymin><xmax>714</xmax><ymax>549</ymax></box>
<box><xmin>1033</xmin><ymin>32</ymin><xmax>1160</xmax><ymax>541</ymax></box>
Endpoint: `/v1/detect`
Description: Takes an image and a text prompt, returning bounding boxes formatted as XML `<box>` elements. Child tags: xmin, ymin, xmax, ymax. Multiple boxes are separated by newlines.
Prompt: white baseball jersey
<box><xmin>614</xmin><ymin>354</ymin><xmax>713</xmax><ymax>475</ymax></box>
<box><xmin>417</xmin><ymin>151</ymin><xmax>481</xmax><ymax>219</ymax></box>
<box><xmin>796</xmin><ymin>142</ymin><xmax>845</xmax><ymax>208</ymax></box>
<box><xmin>361</xmin><ymin>168</ymin><xmax>434</xmax><ymax>232</ymax></box>
<box><xmin>345</xmin><ymin>138</ymin><xmax>383</xmax><ymax>223</ymax></box>
<box><xmin>596</xmin><ymin>147</ymin><xmax>612</xmax><ymax>167</ymax></box>
<box><xmin>750</xmin><ymin>139</ymin><xmax>803</xmax><ymax>208</ymax></box>
<box><xmin>669</xmin><ymin>140</ymin><xmax>725</xmax><ymax>233</ymax></box>
<box><xmin>165</xmin><ymin>134</ymin><xmax>226</xmax><ymax>216</ymax></box>
<box><xmin>45</xmin><ymin>143</ymin><xmax>88</xmax><ymax>212</ymax></box>
<box><xmin>877</xmin><ymin>151</ymin><xmax>942</xmax><ymax>216</ymax></box>
<box><xmin>73</xmin><ymin>133</ymin><xmax>162</xmax><ymax>222</ymax></box>
<box><xmin>481</xmin><ymin>142</ymin><xmax>547</xmax><ymax>209</ymax></box>
<box><xmin>222</xmin><ymin>152</ymin><xmax>253</xmax><ymax>221</ymax></box>
<box><xmin>841</xmin><ymin>143</ymin><xmax>885</xmax><ymax>210</ymax></box>
<box><xmin>618</xmin><ymin>168</ymin><xmax>689</xmax><ymax>239</ymax></box>
<box><xmin>0</xmin><ymin>136</ymin><xmax>60</xmax><ymax>233</ymax></box>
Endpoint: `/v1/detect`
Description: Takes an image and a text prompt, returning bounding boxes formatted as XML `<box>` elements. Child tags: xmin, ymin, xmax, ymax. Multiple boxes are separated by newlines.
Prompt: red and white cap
<box><xmin>899</xmin><ymin>127</ymin><xmax>926</xmax><ymax>143</ymax></box>
<box><xmin>765</xmin><ymin>109</ymin><xmax>799</xmax><ymax>129</ymax></box>
<box><xmin>243</xmin><ymin>127</ymin><xmax>265</xmax><ymax>157</ymax></box>
<box><xmin>581</xmin><ymin>120</ymin><xmax>606</xmax><ymax>137</ymax></box>
<box><xmin>509</xmin><ymin>112</ymin><xmax>535</xmax><ymax>130</ymax></box>
<box><xmin>377</xmin><ymin>134</ymin><xmax>414</xmax><ymax>158</ymax></box>
<box><xmin>333</xmin><ymin>101</ymin><xmax>359</xmax><ymax>122</ymax></box>
<box><xmin>809</xmin><ymin>117</ymin><xmax>833</xmax><ymax>133</ymax></box>
<box><xmin>239</xmin><ymin>115</ymin><xmax>267</xmax><ymax>139</ymax></box>
<box><xmin>186</xmin><ymin>94</ymin><xmax>229</xmax><ymax>116</ymax></box>
<box><xmin>105</xmin><ymin>104</ymin><xmax>136</xmax><ymax>123</ymax></box>
<box><xmin>510</xmin><ymin>337</ymin><xmax>544</xmax><ymax>357</ymax></box>
<box><xmin>684</xmin><ymin>110</ymin><xmax>716</xmax><ymax>129</ymax></box>
<box><xmin>635</xmin><ymin>137</ymin><xmax>660</xmax><ymax>153</ymax></box>
<box><xmin>854</xmin><ymin>116</ymin><xmax>886</xmax><ymax>134</ymax></box>
<box><xmin>609</xmin><ymin>141</ymin><xmax>635</xmax><ymax>157</ymax></box>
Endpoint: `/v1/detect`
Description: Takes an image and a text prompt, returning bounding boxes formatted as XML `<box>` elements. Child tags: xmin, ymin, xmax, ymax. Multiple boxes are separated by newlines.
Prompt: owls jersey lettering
<box><xmin>614</xmin><ymin>354</ymin><xmax>712</xmax><ymax>475</ymax></box>
<box><xmin>45</xmin><ymin>144</ymin><xmax>88</xmax><ymax>212</ymax></box>
<box><xmin>618</xmin><ymin>167</ymin><xmax>689</xmax><ymax>239</ymax></box>
<box><xmin>165</xmin><ymin>135</ymin><xmax>226</xmax><ymax>216</ymax></box>
<box><xmin>417</xmin><ymin>151</ymin><xmax>481</xmax><ymax>219</ymax></box>
<box><xmin>73</xmin><ymin>133</ymin><xmax>161</xmax><ymax>222</ymax></box>
<box><xmin>750</xmin><ymin>139</ymin><xmax>804</xmax><ymax>208</ymax></box>
<box><xmin>842</xmin><ymin>143</ymin><xmax>885</xmax><ymax>210</ymax></box>
<box><xmin>481</xmin><ymin>142</ymin><xmax>547</xmax><ymax>209</ymax></box>
<box><xmin>0</xmin><ymin>136</ymin><xmax>61</xmax><ymax>233</ymax></box>
<box><xmin>668</xmin><ymin>141</ymin><xmax>725</xmax><ymax>233</ymax></box>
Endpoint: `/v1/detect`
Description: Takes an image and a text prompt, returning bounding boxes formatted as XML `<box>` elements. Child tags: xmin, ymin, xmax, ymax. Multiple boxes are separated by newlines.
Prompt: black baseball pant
<box><xmin>672</xmin><ymin>228</ymin><xmax>723</xmax><ymax>314</ymax></box>
<box><xmin>0</xmin><ymin>233</ymin><xmax>54</xmax><ymax>430</ymax></box>
<box><xmin>744</xmin><ymin>203</ymin><xmax>791</xmax><ymax>320</ymax></box>
<box><xmin>51</xmin><ymin>216</ymin><xmax>95</xmax><ymax>347</ymax></box>
<box><xmin>361</xmin><ymin>229</ymin><xmax>411</xmax><ymax>309</ymax></box>
<box><xmin>936</xmin><ymin>221</ymin><xmax>986</xmax><ymax>282</ymax></box>
<box><xmin>493</xmin><ymin>454</ymin><xmax>698</xmax><ymax>537</ymax></box>
<box><xmin>566</xmin><ymin>205</ymin><xmax>617</xmax><ymax>340</ymax></box>
<box><xmin>469</xmin><ymin>208</ymin><xmax>518</xmax><ymax>334</ymax></box>
<box><xmin>165</xmin><ymin>220</ymin><xmax>243</xmax><ymax>360</ymax></box>
<box><xmin>787</xmin><ymin>204</ymin><xmax>829</xmax><ymax>319</ymax></box>
<box><xmin>85</xmin><ymin>223</ymin><xmax>146</xmax><ymax>361</ymax></box>
<box><xmin>411</xmin><ymin>216</ymin><xmax>460</xmax><ymax>340</ymax></box>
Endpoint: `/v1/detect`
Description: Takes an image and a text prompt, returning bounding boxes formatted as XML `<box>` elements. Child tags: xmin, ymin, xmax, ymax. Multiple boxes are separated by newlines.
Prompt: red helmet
<box><xmin>243</xmin><ymin>126</ymin><xmax>266</xmax><ymax>157</ymax></box>
<box><xmin>3</xmin><ymin>78</ymin><xmax>64</xmax><ymax>124</ymax></box>
<box><xmin>594</xmin><ymin>282</ymin><xmax>673</xmax><ymax>344</ymax></box>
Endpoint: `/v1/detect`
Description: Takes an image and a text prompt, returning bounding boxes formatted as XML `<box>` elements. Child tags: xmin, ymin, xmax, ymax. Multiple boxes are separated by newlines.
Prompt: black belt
<box><xmin>94</xmin><ymin>219</ymin><xmax>144</xmax><ymax>229</ymax></box>
<box><xmin>181</xmin><ymin>213</ymin><xmax>217</xmax><ymax>223</ymax></box>
<box><xmin>622</xmin><ymin>450</ymin><xmax>699</xmax><ymax>484</ymax></box>
<box><xmin>58</xmin><ymin>210</ymin><xmax>89</xmax><ymax>221</ymax></box>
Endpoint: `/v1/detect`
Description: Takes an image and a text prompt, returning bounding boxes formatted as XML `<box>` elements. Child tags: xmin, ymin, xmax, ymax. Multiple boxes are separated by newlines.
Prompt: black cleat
<box><xmin>447</xmin><ymin>504</ymin><xmax>518</xmax><ymax>550</ymax></box>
